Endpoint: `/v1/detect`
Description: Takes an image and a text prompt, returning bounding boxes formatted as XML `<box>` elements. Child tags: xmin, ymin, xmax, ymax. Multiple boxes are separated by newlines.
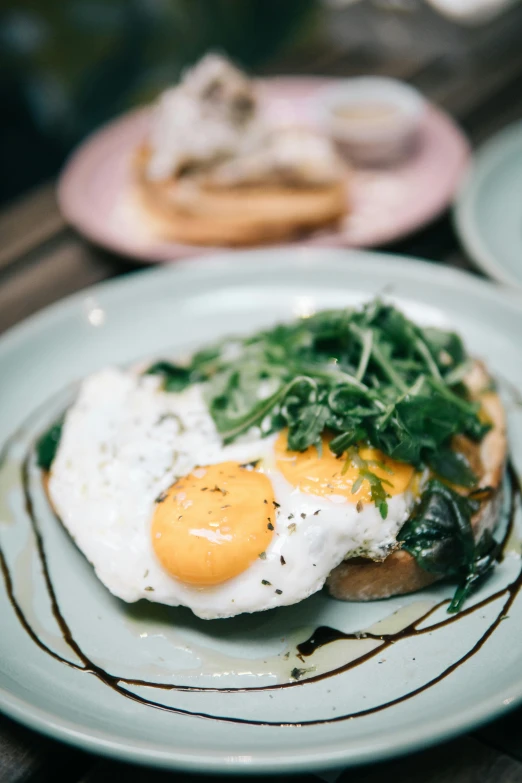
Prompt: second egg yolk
<box><xmin>275</xmin><ymin>430</ymin><xmax>414</xmax><ymax>503</ymax></box>
<box><xmin>151</xmin><ymin>462</ymin><xmax>275</xmax><ymax>586</ymax></box>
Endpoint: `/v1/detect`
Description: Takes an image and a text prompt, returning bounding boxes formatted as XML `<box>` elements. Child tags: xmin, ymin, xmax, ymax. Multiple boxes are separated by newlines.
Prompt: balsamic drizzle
<box><xmin>299</xmin><ymin>461</ymin><xmax>520</xmax><ymax>661</ymax></box>
<box><xmin>0</xmin><ymin>409</ymin><xmax>521</xmax><ymax>726</ymax></box>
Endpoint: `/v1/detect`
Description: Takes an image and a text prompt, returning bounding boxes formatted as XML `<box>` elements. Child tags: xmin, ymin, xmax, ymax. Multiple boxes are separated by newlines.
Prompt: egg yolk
<box><xmin>151</xmin><ymin>462</ymin><xmax>275</xmax><ymax>586</ymax></box>
<box><xmin>275</xmin><ymin>430</ymin><xmax>414</xmax><ymax>503</ymax></box>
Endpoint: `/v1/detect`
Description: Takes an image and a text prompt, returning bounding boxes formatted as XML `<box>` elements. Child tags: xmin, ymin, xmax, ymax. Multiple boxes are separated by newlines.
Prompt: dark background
<box><xmin>0</xmin><ymin>0</ymin><xmax>499</xmax><ymax>207</ymax></box>
<box><xmin>0</xmin><ymin>0</ymin><xmax>314</xmax><ymax>205</ymax></box>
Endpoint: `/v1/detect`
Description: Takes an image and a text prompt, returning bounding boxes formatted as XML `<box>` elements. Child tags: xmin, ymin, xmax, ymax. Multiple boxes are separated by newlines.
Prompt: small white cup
<box><xmin>314</xmin><ymin>77</ymin><xmax>426</xmax><ymax>166</ymax></box>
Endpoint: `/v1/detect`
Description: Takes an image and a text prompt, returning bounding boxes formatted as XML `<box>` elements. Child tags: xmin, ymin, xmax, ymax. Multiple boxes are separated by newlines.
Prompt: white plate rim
<box><xmin>453</xmin><ymin>119</ymin><xmax>522</xmax><ymax>290</ymax></box>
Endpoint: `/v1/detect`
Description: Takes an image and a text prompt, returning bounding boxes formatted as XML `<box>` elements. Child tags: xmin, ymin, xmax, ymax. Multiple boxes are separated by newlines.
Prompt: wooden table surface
<box><xmin>2</xmin><ymin>6</ymin><xmax>522</xmax><ymax>781</ymax></box>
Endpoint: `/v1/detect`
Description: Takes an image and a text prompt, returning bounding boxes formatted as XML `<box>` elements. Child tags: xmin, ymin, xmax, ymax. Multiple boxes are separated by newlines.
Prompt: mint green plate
<box><xmin>1</xmin><ymin>248</ymin><xmax>522</xmax><ymax>774</ymax></box>
<box><xmin>454</xmin><ymin>120</ymin><xmax>522</xmax><ymax>288</ymax></box>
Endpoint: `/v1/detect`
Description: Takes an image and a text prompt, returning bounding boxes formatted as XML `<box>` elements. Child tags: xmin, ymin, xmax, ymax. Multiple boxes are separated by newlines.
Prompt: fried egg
<box><xmin>48</xmin><ymin>368</ymin><xmax>418</xmax><ymax>619</ymax></box>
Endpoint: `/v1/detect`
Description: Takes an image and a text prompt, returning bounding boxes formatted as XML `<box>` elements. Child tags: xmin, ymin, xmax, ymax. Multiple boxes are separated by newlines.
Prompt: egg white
<box><xmin>48</xmin><ymin>368</ymin><xmax>416</xmax><ymax>619</ymax></box>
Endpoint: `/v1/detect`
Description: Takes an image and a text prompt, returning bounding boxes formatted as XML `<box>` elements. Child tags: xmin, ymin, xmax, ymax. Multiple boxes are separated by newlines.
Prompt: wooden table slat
<box><xmin>0</xmin><ymin>235</ymin><xmax>138</xmax><ymax>336</ymax></box>
<box><xmin>0</xmin><ymin>184</ymin><xmax>66</xmax><ymax>273</ymax></box>
<box><xmin>477</xmin><ymin>706</ymin><xmax>522</xmax><ymax>764</ymax></box>
<box><xmin>77</xmin><ymin>762</ymin><xmax>321</xmax><ymax>783</ymax></box>
<box><xmin>0</xmin><ymin>715</ymin><xmax>92</xmax><ymax>783</ymax></box>
<box><xmin>348</xmin><ymin>736</ymin><xmax>522</xmax><ymax>783</ymax></box>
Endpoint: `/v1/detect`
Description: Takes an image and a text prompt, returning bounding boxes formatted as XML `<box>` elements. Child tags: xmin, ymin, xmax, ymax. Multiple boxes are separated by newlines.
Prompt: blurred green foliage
<box><xmin>0</xmin><ymin>0</ymin><xmax>317</xmax><ymax>201</ymax></box>
<box><xmin>2</xmin><ymin>0</ymin><xmax>317</xmax><ymax>140</ymax></box>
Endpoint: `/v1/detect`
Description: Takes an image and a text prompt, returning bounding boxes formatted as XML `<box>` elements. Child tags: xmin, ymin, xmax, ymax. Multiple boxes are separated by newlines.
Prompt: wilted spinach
<box><xmin>398</xmin><ymin>480</ymin><xmax>499</xmax><ymax>612</ymax></box>
<box><xmin>36</xmin><ymin>418</ymin><xmax>64</xmax><ymax>471</ymax></box>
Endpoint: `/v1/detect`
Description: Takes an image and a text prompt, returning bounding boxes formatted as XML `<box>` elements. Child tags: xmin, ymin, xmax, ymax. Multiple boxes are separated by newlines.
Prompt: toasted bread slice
<box><xmin>326</xmin><ymin>361</ymin><xmax>507</xmax><ymax>602</ymax></box>
<box><xmin>133</xmin><ymin>146</ymin><xmax>347</xmax><ymax>246</ymax></box>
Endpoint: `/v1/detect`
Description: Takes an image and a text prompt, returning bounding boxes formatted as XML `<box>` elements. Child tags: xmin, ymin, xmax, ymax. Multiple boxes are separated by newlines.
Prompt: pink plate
<box><xmin>57</xmin><ymin>77</ymin><xmax>470</xmax><ymax>262</ymax></box>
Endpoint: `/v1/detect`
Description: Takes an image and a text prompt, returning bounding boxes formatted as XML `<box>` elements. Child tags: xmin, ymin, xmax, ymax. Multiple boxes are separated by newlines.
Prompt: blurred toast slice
<box><xmin>133</xmin><ymin>145</ymin><xmax>347</xmax><ymax>246</ymax></box>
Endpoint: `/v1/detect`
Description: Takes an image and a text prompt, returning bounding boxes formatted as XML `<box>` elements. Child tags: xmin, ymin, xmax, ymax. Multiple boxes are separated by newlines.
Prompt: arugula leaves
<box><xmin>144</xmin><ymin>361</ymin><xmax>192</xmax><ymax>392</ymax></box>
<box><xmin>344</xmin><ymin>446</ymin><xmax>392</xmax><ymax>519</ymax></box>
<box><xmin>398</xmin><ymin>480</ymin><xmax>499</xmax><ymax>612</ymax></box>
<box><xmin>147</xmin><ymin>301</ymin><xmax>489</xmax><ymax>518</ymax></box>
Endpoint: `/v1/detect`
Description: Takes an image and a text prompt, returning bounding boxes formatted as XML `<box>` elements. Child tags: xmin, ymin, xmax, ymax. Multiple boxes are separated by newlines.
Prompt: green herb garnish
<box><xmin>145</xmin><ymin>361</ymin><xmax>192</xmax><ymax>392</ymax></box>
<box><xmin>147</xmin><ymin>301</ymin><xmax>489</xmax><ymax>518</ymax></box>
<box><xmin>290</xmin><ymin>666</ymin><xmax>315</xmax><ymax>681</ymax></box>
